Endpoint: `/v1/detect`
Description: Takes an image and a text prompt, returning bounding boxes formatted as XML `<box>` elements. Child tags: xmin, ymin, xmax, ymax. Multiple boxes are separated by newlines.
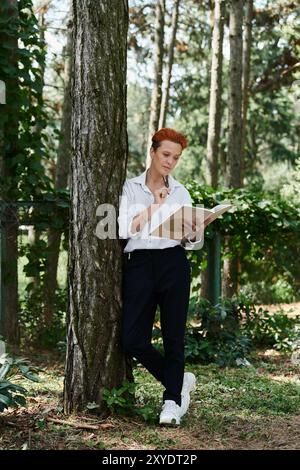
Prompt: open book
<box><xmin>149</xmin><ymin>204</ymin><xmax>232</xmax><ymax>242</ymax></box>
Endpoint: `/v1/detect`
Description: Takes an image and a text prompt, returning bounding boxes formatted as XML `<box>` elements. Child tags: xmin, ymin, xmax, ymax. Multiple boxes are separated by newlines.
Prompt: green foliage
<box><xmin>16</xmin><ymin>196</ymin><xmax>69</xmax><ymax>348</ymax></box>
<box><xmin>19</xmin><ymin>285</ymin><xmax>67</xmax><ymax>348</ymax></box>
<box><xmin>186</xmin><ymin>182</ymin><xmax>300</xmax><ymax>301</ymax></box>
<box><xmin>241</xmin><ymin>277</ymin><xmax>295</xmax><ymax>304</ymax></box>
<box><xmin>242</xmin><ymin>306</ymin><xmax>300</xmax><ymax>352</ymax></box>
<box><xmin>185</xmin><ymin>297</ymin><xmax>253</xmax><ymax>366</ymax></box>
<box><xmin>0</xmin><ymin>353</ymin><xmax>40</xmax><ymax>412</ymax></box>
<box><xmin>0</xmin><ymin>1</ymin><xmax>70</xmax><ymax>349</ymax></box>
<box><xmin>168</xmin><ymin>1</ymin><xmax>299</xmax><ymax>185</ymax></box>
<box><xmin>102</xmin><ymin>380</ymin><xmax>136</xmax><ymax>415</ymax></box>
<box><xmin>102</xmin><ymin>379</ymin><xmax>157</xmax><ymax>423</ymax></box>
<box><xmin>280</xmin><ymin>158</ymin><xmax>300</xmax><ymax>206</ymax></box>
<box><xmin>0</xmin><ymin>0</ymin><xmax>51</xmax><ymax>200</ymax></box>
<box><xmin>184</xmin><ymin>295</ymin><xmax>300</xmax><ymax>366</ymax></box>
<box><xmin>134</xmin><ymin>403</ymin><xmax>158</xmax><ymax>424</ymax></box>
<box><xmin>186</xmin><ymin>181</ymin><xmax>300</xmax><ymax>240</ymax></box>
<box><xmin>246</xmin><ymin>2</ymin><xmax>300</xmax><ymax>173</ymax></box>
<box><xmin>127</xmin><ymin>83</ymin><xmax>151</xmax><ymax>177</ymax></box>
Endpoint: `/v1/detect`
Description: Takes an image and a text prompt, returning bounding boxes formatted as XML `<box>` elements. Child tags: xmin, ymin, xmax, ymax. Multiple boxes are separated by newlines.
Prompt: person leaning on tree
<box><xmin>118</xmin><ymin>128</ymin><xmax>202</xmax><ymax>425</ymax></box>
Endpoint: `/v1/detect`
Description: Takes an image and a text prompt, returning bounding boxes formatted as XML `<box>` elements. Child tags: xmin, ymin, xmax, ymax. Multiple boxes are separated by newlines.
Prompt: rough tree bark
<box><xmin>222</xmin><ymin>0</ymin><xmax>244</xmax><ymax>298</ymax></box>
<box><xmin>206</xmin><ymin>0</ymin><xmax>225</xmax><ymax>189</ymax></box>
<box><xmin>226</xmin><ymin>0</ymin><xmax>243</xmax><ymax>188</ymax></box>
<box><xmin>158</xmin><ymin>0</ymin><xmax>180</xmax><ymax>129</ymax></box>
<box><xmin>64</xmin><ymin>0</ymin><xmax>130</xmax><ymax>414</ymax></box>
<box><xmin>240</xmin><ymin>0</ymin><xmax>253</xmax><ymax>187</ymax></box>
<box><xmin>201</xmin><ymin>0</ymin><xmax>225</xmax><ymax>302</ymax></box>
<box><xmin>146</xmin><ymin>0</ymin><xmax>166</xmax><ymax>168</ymax></box>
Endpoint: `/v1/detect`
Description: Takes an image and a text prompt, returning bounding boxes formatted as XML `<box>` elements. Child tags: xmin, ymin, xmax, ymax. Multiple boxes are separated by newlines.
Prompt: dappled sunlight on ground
<box><xmin>1</xmin><ymin>347</ymin><xmax>300</xmax><ymax>450</ymax></box>
<box><xmin>256</xmin><ymin>302</ymin><xmax>300</xmax><ymax>317</ymax></box>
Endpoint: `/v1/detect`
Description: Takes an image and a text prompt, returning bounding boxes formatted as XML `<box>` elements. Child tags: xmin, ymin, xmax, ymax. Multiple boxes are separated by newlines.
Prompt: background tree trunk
<box><xmin>226</xmin><ymin>0</ymin><xmax>243</xmax><ymax>188</ymax></box>
<box><xmin>206</xmin><ymin>0</ymin><xmax>225</xmax><ymax>189</ymax></box>
<box><xmin>146</xmin><ymin>0</ymin><xmax>166</xmax><ymax>168</ymax></box>
<box><xmin>222</xmin><ymin>0</ymin><xmax>243</xmax><ymax>298</ymax></box>
<box><xmin>201</xmin><ymin>0</ymin><xmax>225</xmax><ymax>302</ymax></box>
<box><xmin>0</xmin><ymin>0</ymin><xmax>20</xmax><ymax>345</ymax></box>
<box><xmin>43</xmin><ymin>16</ymin><xmax>73</xmax><ymax>327</ymax></box>
<box><xmin>159</xmin><ymin>0</ymin><xmax>180</xmax><ymax>129</ymax></box>
<box><xmin>64</xmin><ymin>0</ymin><xmax>129</xmax><ymax>414</ymax></box>
<box><xmin>240</xmin><ymin>0</ymin><xmax>253</xmax><ymax>187</ymax></box>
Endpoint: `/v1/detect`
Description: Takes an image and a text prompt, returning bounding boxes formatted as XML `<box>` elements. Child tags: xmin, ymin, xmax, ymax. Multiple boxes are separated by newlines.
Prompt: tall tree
<box><xmin>226</xmin><ymin>0</ymin><xmax>243</xmax><ymax>188</ymax></box>
<box><xmin>240</xmin><ymin>0</ymin><xmax>253</xmax><ymax>186</ymax></box>
<box><xmin>64</xmin><ymin>0</ymin><xmax>129</xmax><ymax>414</ymax></box>
<box><xmin>43</xmin><ymin>15</ymin><xmax>73</xmax><ymax>327</ymax></box>
<box><xmin>146</xmin><ymin>0</ymin><xmax>166</xmax><ymax>168</ymax></box>
<box><xmin>201</xmin><ymin>0</ymin><xmax>225</xmax><ymax>302</ymax></box>
<box><xmin>159</xmin><ymin>0</ymin><xmax>180</xmax><ymax>129</ymax></box>
<box><xmin>0</xmin><ymin>0</ymin><xmax>20</xmax><ymax>344</ymax></box>
<box><xmin>223</xmin><ymin>0</ymin><xmax>243</xmax><ymax>298</ymax></box>
<box><xmin>206</xmin><ymin>0</ymin><xmax>225</xmax><ymax>188</ymax></box>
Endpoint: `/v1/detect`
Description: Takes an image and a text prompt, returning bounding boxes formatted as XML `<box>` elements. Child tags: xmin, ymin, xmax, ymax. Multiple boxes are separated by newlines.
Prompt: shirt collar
<box><xmin>131</xmin><ymin>169</ymin><xmax>181</xmax><ymax>191</ymax></box>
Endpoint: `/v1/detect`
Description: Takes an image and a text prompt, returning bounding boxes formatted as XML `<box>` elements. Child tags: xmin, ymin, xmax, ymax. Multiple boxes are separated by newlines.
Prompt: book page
<box><xmin>150</xmin><ymin>205</ymin><xmax>207</xmax><ymax>240</ymax></box>
<box><xmin>149</xmin><ymin>203</ymin><xmax>232</xmax><ymax>240</ymax></box>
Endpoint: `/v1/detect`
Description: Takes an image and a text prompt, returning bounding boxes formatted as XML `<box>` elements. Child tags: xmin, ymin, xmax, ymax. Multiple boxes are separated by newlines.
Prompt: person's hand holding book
<box><xmin>182</xmin><ymin>220</ymin><xmax>204</xmax><ymax>242</ymax></box>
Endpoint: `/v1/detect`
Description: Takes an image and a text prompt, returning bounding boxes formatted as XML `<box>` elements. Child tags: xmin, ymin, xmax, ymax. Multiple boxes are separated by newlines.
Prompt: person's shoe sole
<box><xmin>159</xmin><ymin>417</ymin><xmax>180</xmax><ymax>426</ymax></box>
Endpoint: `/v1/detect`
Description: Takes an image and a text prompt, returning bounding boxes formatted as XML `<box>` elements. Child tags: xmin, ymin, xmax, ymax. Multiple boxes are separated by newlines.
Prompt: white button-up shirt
<box><xmin>118</xmin><ymin>170</ymin><xmax>203</xmax><ymax>252</ymax></box>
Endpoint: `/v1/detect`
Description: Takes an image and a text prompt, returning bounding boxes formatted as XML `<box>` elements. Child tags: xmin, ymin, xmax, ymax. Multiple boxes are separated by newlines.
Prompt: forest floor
<box><xmin>257</xmin><ymin>301</ymin><xmax>300</xmax><ymax>317</ymax></box>
<box><xmin>1</xmin><ymin>305</ymin><xmax>300</xmax><ymax>450</ymax></box>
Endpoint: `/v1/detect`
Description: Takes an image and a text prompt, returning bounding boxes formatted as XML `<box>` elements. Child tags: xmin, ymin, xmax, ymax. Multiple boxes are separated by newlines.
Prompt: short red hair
<box><xmin>151</xmin><ymin>128</ymin><xmax>188</xmax><ymax>150</ymax></box>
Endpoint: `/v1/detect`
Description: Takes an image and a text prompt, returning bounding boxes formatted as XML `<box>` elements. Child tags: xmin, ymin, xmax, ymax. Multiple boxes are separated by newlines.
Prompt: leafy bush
<box><xmin>102</xmin><ymin>379</ymin><xmax>157</xmax><ymax>423</ymax></box>
<box><xmin>184</xmin><ymin>296</ymin><xmax>300</xmax><ymax>364</ymax></box>
<box><xmin>186</xmin><ymin>183</ymin><xmax>300</xmax><ymax>303</ymax></box>
<box><xmin>240</xmin><ymin>278</ymin><xmax>295</xmax><ymax>304</ymax></box>
<box><xmin>242</xmin><ymin>306</ymin><xmax>300</xmax><ymax>352</ymax></box>
<box><xmin>102</xmin><ymin>380</ymin><xmax>136</xmax><ymax>415</ymax></box>
<box><xmin>184</xmin><ymin>327</ymin><xmax>214</xmax><ymax>363</ymax></box>
<box><xmin>185</xmin><ymin>297</ymin><xmax>252</xmax><ymax>366</ymax></box>
<box><xmin>0</xmin><ymin>353</ymin><xmax>40</xmax><ymax>412</ymax></box>
<box><xmin>19</xmin><ymin>285</ymin><xmax>67</xmax><ymax>348</ymax></box>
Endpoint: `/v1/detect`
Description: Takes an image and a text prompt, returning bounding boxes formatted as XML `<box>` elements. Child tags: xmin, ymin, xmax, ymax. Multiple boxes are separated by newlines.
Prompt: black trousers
<box><xmin>121</xmin><ymin>245</ymin><xmax>191</xmax><ymax>406</ymax></box>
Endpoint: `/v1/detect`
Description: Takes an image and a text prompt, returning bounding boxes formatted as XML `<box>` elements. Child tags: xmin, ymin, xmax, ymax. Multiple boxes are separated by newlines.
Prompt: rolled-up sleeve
<box><xmin>118</xmin><ymin>181</ymin><xmax>143</xmax><ymax>240</ymax></box>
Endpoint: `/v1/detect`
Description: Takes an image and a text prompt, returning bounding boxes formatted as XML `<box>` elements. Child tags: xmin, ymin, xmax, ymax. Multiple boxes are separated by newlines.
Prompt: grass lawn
<box><xmin>1</xmin><ymin>349</ymin><xmax>300</xmax><ymax>450</ymax></box>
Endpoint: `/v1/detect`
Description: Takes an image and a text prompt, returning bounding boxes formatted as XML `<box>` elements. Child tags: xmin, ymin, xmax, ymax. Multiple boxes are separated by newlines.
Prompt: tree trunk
<box><xmin>226</xmin><ymin>0</ymin><xmax>243</xmax><ymax>188</ymax></box>
<box><xmin>158</xmin><ymin>0</ymin><xmax>180</xmax><ymax>129</ymax></box>
<box><xmin>222</xmin><ymin>236</ymin><xmax>238</xmax><ymax>298</ymax></box>
<box><xmin>201</xmin><ymin>1</ymin><xmax>225</xmax><ymax>301</ymax></box>
<box><xmin>222</xmin><ymin>0</ymin><xmax>243</xmax><ymax>298</ymax></box>
<box><xmin>206</xmin><ymin>0</ymin><xmax>225</xmax><ymax>189</ymax></box>
<box><xmin>64</xmin><ymin>0</ymin><xmax>129</xmax><ymax>415</ymax></box>
<box><xmin>43</xmin><ymin>16</ymin><xmax>73</xmax><ymax>327</ymax></box>
<box><xmin>240</xmin><ymin>0</ymin><xmax>253</xmax><ymax>187</ymax></box>
<box><xmin>146</xmin><ymin>0</ymin><xmax>166</xmax><ymax>168</ymax></box>
<box><xmin>0</xmin><ymin>0</ymin><xmax>20</xmax><ymax>345</ymax></box>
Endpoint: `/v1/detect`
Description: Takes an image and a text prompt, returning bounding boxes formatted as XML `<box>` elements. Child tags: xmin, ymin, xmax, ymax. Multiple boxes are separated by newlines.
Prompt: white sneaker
<box><xmin>180</xmin><ymin>372</ymin><xmax>196</xmax><ymax>417</ymax></box>
<box><xmin>159</xmin><ymin>400</ymin><xmax>181</xmax><ymax>425</ymax></box>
